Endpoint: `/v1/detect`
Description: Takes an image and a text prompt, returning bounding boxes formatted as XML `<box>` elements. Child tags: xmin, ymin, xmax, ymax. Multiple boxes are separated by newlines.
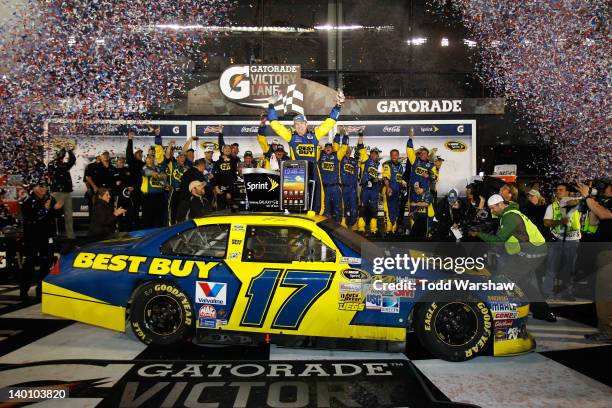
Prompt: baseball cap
<box><xmin>135</xmin><ymin>148</ymin><xmax>143</xmax><ymax>154</ymax></box>
<box><xmin>244</xmin><ymin>151</ymin><xmax>253</xmax><ymax>157</ymax></box>
<box><xmin>413</xmin><ymin>181</ymin><xmax>422</xmax><ymax>189</ymax></box>
<box><xmin>324</xmin><ymin>142</ymin><xmax>333</xmax><ymax>148</ymax></box>
<box><xmin>293</xmin><ymin>114</ymin><xmax>308</xmax><ymax>123</ymax></box>
<box><xmin>370</xmin><ymin>147</ymin><xmax>381</xmax><ymax>153</ymax></box>
<box><xmin>203</xmin><ymin>146</ymin><xmax>214</xmax><ymax>153</ymax></box>
<box><xmin>274</xmin><ymin>145</ymin><xmax>285</xmax><ymax>152</ymax></box>
<box><xmin>189</xmin><ymin>180</ymin><xmax>205</xmax><ymax>191</ymax></box>
<box><xmin>527</xmin><ymin>189</ymin><xmax>541</xmax><ymax>198</ymax></box>
<box><xmin>272</xmin><ymin>138</ymin><xmax>280</xmax><ymax>145</ymax></box>
<box><xmin>448</xmin><ymin>188</ymin><xmax>459</xmax><ymax>204</ymax></box>
<box><xmin>487</xmin><ymin>194</ymin><xmax>505</xmax><ymax>207</ymax></box>
<box><xmin>434</xmin><ymin>155</ymin><xmax>445</xmax><ymax>161</ymax></box>
<box><xmin>418</xmin><ymin>146</ymin><xmax>429</xmax><ymax>153</ymax></box>
<box><xmin>231</xmin><ymin>142</ymin><xmax>239</xmax><ymax>147</ymax></box>
<box><xmin>177</xmin><ymin>151</ymin><xmax>186</xmax><ymax>157</ymax></box>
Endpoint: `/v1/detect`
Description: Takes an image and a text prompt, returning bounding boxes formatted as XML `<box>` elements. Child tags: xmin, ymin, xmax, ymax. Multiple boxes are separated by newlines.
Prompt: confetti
<box><xmin>429</xmin><ymin>0</ymin><xmax>610</xmax><ymax>181</ymax></box>
<box><xmin>0</xmin><ymin>0</ymin><xmax>234</xmax><ymax>184</ymax></box>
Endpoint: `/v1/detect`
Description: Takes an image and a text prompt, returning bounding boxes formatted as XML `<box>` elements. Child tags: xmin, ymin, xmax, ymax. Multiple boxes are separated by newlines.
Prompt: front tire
<box><xmin>129</xmin><ymin>281</ymin><xmax>194</xmax><ymax>346</ymax></box>
<box><xmin>413</xmin><ymin>296</ymin><xmax>492</xmax><ymax>362</ymax></box>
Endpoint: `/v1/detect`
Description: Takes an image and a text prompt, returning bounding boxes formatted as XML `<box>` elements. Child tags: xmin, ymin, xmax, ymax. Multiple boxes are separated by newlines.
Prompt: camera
<box><xmin>467</xmin><ymin>176</ymin><xmax>506</xmax><ymax>201</ymax></box>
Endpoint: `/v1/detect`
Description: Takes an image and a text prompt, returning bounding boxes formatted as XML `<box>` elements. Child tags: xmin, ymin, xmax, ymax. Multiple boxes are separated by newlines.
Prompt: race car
<box><xmin>42</xmin><ymin>213</ymin><xmax>535</xmax><ymax>362</ymax></box>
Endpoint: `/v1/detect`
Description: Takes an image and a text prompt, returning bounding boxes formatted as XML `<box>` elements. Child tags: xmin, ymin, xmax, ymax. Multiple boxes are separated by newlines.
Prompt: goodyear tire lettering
<box><xmin>130</xmin><ymin>282</ymin><xmax>193</xmax><ymax>347</ymax></box>
<box><xmin>415</xmin><ymin>296</ymin><xmax>492</xmax><ymax>362</ymax></box>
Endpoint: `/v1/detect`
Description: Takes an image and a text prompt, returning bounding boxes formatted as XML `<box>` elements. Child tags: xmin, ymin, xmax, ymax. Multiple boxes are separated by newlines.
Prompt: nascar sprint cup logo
<box><xmin>220</xmin><ymin>65</ymin><xmax>302</xmax><ymax>110</ymax></box>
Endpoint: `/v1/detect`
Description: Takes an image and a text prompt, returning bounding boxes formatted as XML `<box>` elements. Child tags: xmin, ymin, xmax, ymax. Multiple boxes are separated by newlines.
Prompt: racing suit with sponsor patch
<box><xmin>340</xmin><ymin>142</ymin><xmax>359</xmax><ymax>228</ymax></box>
<box><xmin>318</xmin><ymin>135</ymin><xmax>348</xmax><ymax>222</ymax></box>
<box><xmin>382</xmin><ymin>159</ymin><xmax>405</xmax><ymax>233</ymax></box>
<box><xmin>406</xmin><ymin>137</ymin><xmax>435</xmax><ymax>203</ymax></box>
<box><xmin>267</xmin><ymin>104</ymin><xmax>341</xmax><ymax>213</ymax></box>
<box><xmin>357</xmin><ymin>144</ymin><xmax>381</xmax><ymax>234</ymax></box>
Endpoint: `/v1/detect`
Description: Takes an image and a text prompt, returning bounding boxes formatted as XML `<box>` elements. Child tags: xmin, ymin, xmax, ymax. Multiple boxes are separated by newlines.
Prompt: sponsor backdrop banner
<box><xmin>45</xmin><ymin>119</ymin><xmax>474</xmax><ymax>214</ymax></box>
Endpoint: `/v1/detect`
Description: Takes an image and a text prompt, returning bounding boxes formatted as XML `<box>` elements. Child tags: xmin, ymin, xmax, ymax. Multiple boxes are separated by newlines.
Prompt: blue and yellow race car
<box><xmin>42</xmin><ymin>213</ymin><xmax>535</xmax><ymax>362</ymax></box>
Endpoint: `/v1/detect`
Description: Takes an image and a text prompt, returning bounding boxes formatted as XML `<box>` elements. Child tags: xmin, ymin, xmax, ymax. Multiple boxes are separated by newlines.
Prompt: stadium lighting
<box><xmin>407</xmin><ymin>37</ymin><xmax>427</xmax><ymax>46</ymax></box>
<box><xmin>463</xmin><ymin>39</ymin><xmax>477</xmax><ymax>48</ymax></box>
<box><xmin>441</xmin><ymin>37</ymin><xmax>449</xmax><ymax>47</ymax></box>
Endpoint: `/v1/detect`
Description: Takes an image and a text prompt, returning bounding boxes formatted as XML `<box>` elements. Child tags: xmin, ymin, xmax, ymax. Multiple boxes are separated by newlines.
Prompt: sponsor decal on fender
<box><xmin>195</xmin><ymin>281</ymin><xmax>227</xmax><ymax>305</ymax></box>
<box><xmin>199</xmin><ymin>305</ymin><xmax>217</xmax><ymax>319</ymax></box>
<box><xmin>72</xmin><ymin>252</ymin><xmax>215</xmax><ymax>278</ymax></box>
<box><xmin>341</xmin><ymin>269</ymin><xmax>369</xmax><ymax>281</ymax></box>
<box><xmin>494</xmin><ymin>319</ymin><xmax>514</xmax><ymax>329</ymax></box>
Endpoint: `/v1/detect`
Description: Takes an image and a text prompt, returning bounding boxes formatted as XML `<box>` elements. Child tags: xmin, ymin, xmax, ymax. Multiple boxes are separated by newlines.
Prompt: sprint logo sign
<box><xmin>196</xmin><ymin>281</ymin><xmax>227</xmax><ymax>305</ymax></box>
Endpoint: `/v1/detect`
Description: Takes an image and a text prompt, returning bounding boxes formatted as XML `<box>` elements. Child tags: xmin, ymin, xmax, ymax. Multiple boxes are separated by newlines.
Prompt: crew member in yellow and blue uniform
<box><xmin>406</xmin><ymin>129</ymin><xmax>435</xmax><ymax>213</ymax></box>
<box><xmin>267</xmin><ymin>90</ymin><xmax>345</xmax><ymax>213</ymax></box>
<box><xmin>318</xmin><ymin>134</ymin><xmax>348</xmax><ymax>222</ymax></box>
<box><xmin>356</xmin><ymin>132</ymin><xmax>382</xmax><ymax>235</ymax></box>
<box><xmin>382</xmin><ymin>149</ymin><xmax>406</xmax><ymax>234</ymax></box>
<box><xmin>162</xmin><ymin>142</ymin><xmax>190</xmax><ymax>225</ymax></box>
<box><xmin>340</xmin><ymin>140</ymin><xmax>359</xmax><ymax>230</ymax></box>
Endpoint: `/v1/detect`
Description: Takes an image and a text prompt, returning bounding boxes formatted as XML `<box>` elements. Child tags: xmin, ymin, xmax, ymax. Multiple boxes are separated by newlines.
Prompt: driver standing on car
<box><xmin>266</xmin><ymin>90</ymin><xmax>345</xmax><ymax>214</ymax></box>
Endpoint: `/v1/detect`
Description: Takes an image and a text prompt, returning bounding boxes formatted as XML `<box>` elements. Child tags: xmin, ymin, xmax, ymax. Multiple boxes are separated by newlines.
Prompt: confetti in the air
<box><xmin>0</xmin><ymin>0</ymin><xmax>234</xmax><ymax>184</ymax></box>
<box><xmin>429</xmin><ymin>0</ymin><xmax>611</xmax><ymax>181</ymax></box>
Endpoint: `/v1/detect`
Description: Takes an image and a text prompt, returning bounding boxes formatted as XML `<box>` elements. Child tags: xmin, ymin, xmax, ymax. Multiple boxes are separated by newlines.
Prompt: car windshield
<box><xmin>318</xmin><ymin>219</ymin><xmax>367</xmax><ymax>254</ymax></box>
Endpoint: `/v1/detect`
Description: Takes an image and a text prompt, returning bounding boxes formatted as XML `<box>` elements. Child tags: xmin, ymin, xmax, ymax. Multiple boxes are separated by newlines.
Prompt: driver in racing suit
<box><xmin>406</xmin><ymin>129</ymin><xmax>435</xmax><ymax>224</ymax></box>
<box><xmin>266</xmin><ymin>90</ymin><xmax>345</xmax><ymax>214</ymax></box>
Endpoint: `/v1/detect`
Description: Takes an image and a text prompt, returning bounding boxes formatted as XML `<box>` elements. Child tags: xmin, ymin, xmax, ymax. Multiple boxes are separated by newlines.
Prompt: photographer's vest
<box><xmin>551</xmin><ymin>201</ymin><xmax>581</xmax><ymax>240</ymax></box>
<box><xmin>581</xmin><ymin>212</ymin><xmax>598</xmax><ymax>234</ymax></box>
<box><xmin>503</xmin><ymin>209</ymin><xmax>546</xmax><ymax>255</ymax></box>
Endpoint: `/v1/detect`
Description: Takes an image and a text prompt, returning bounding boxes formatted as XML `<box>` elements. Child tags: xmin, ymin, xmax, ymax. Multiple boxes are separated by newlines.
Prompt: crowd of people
<box><xmin>1</xmin><ymin>91</ymin><xmax>610</xmax><ymax>343</ymax></box>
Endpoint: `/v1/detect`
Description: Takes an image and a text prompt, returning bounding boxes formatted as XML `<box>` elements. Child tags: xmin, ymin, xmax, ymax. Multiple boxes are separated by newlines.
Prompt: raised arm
<box><xmin>406</xmin><ymin>137</ymin><xmax>416</xmax><ymax>165</ymax></box>
<box><xmin>337</xmin><ymin>134</ymin><xmax>349</xmax><ymax>161</ymax></box>
<box><xmin>267</xmin><ymin>104</ymin><xmax>292</xmax><ymax>142</ymax></box>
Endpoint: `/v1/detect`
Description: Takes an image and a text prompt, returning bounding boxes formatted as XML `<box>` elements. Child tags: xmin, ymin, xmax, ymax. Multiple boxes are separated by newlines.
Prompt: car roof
<box><xmin>192</xmin><ymin>211</ymin><xmax>328</xmax><ymax>226</ymax></box>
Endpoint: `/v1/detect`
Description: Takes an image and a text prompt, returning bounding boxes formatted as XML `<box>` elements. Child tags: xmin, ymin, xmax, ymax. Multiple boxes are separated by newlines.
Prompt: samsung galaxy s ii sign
<box><xmin>376</xmin><ymin>99</ymin><xmax>463</xmax><ymax>114</ymax></box>
<box><xmin>220</xmin><ymin>65</ymin><xmax>301</xmax><ymax>109</ymax></box>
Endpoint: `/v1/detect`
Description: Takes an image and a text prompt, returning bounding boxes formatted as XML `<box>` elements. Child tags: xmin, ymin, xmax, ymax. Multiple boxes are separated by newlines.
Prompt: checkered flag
<box><xmin>273</xmin><ymin>83</ymin><xmax>305</xmax><ymax>115</ymax></box>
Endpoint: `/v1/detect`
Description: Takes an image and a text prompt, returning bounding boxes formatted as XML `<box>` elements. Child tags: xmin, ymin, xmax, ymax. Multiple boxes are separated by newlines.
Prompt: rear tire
<box><xmin>129</xmin><ymin>281</ymin><xmax>194</xmax><ymax>346</ymax></box>
<box><xmin>413</xmin><ymin>295</ymin><xmax>492</xmax><ymax>362</ymax></box>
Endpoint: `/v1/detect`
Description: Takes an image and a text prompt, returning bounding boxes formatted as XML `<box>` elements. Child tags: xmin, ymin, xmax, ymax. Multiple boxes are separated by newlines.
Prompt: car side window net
<box><xmin>243</xmin><ymin>226</ymin><xmax>335</xmax><ymax>263</ymax></box>
<box><xmin>161</xmin><ymin>224</ymin><xmax>229</xmax><ymax>258</ymax></box>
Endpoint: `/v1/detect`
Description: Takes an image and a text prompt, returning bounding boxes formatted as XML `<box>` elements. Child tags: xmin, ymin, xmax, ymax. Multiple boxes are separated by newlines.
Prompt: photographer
<box><xmin>469</xmin><ymin>194</ymin><xmax>555</xmax><ymax>322</ymax></box>
<box><xmin>542</xmin><ymin>183</ymin><xmax>581</xmax><ymax>299</ymax></box>
<box><xmin>577</xmin><ymin>181</ymin><xmax>612</xmax><ymax>343</ymax></box>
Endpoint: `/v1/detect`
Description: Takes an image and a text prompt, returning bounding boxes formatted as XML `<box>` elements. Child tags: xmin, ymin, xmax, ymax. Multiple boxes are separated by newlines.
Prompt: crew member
<box><xmin>267</xmin><ymin>90</ymin><xmax>345</xmax><ymax>213</ymax></box>
<box><xmin>20</xmin><ymin>182</ymin><xmax>63</xmax><ymax>301</ymax></box>
<box><xmin>140</xmin><ymin>153</ymin><xmax>165</xmax><ymax>228</ymax></box>
<box><xmin>406</xmin><ymin>129</ymin><xmax>435</xmax><ymax>212</ymax></box>
<box><xmin>162</xmin><ymin>142</ymin><xmax>190</xmax><ymax>225</ymax></box>
<box><xmin>126</xmin><ymin>129</ymin><xmax>145</xmax><ymax>228</ymax></box>
<box><xmin>112</xmin><ymin>157</ymin><xmax>135</xmax><ymax>231</ymax></box>
<box><xmin>409</xmin><ymin>182</ymin><xmax>434</xmax><ymax>240</ymax></box>
<box><xmin>356</xmin><ymin>132</ymin><xmax>381</xmax><ymax>235</ymax></box>
<box><xmin>319</xmin><ymin>134</ymin><xmax>348</xmax><ymax>222</ymax></box>
<box><xmin>212</xmin><ymin>144</ymin><xmax>238</xmax><ymax>210</ymax></box>
<box><xmin>340</xmin><ymin>144</ymin><xmax>359</xmax><ymax>230</ymax></box>
<box><xmin>48</xmin><ymin>147</ymin><xmax>76</xmax><ymax>240</ymax></box>
<box><xmin>382</xmin><ymin>149</ymin><xmax>406</xmax><ymax>234</ymax></box>
<box><xmin>263</xmin><ymin>145</ymin><xmax>289</xmax><ymax>170</ymax></box>
<box><xmin>470</xmin><ymin>194</ymin><xmax>555</xmax><ymax>322</ymax></box>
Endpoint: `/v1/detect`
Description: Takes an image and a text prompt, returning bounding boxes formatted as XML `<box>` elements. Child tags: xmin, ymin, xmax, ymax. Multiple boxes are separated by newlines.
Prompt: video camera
<box><xmin>463</xmin><ymin>207</ymin><xmax>497</xmax><ymax>235</ymax></box>
<box><xmin>466</xmin><ymin>176</ymin><xmax>507</xmax><ymax>201</ymax></box>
